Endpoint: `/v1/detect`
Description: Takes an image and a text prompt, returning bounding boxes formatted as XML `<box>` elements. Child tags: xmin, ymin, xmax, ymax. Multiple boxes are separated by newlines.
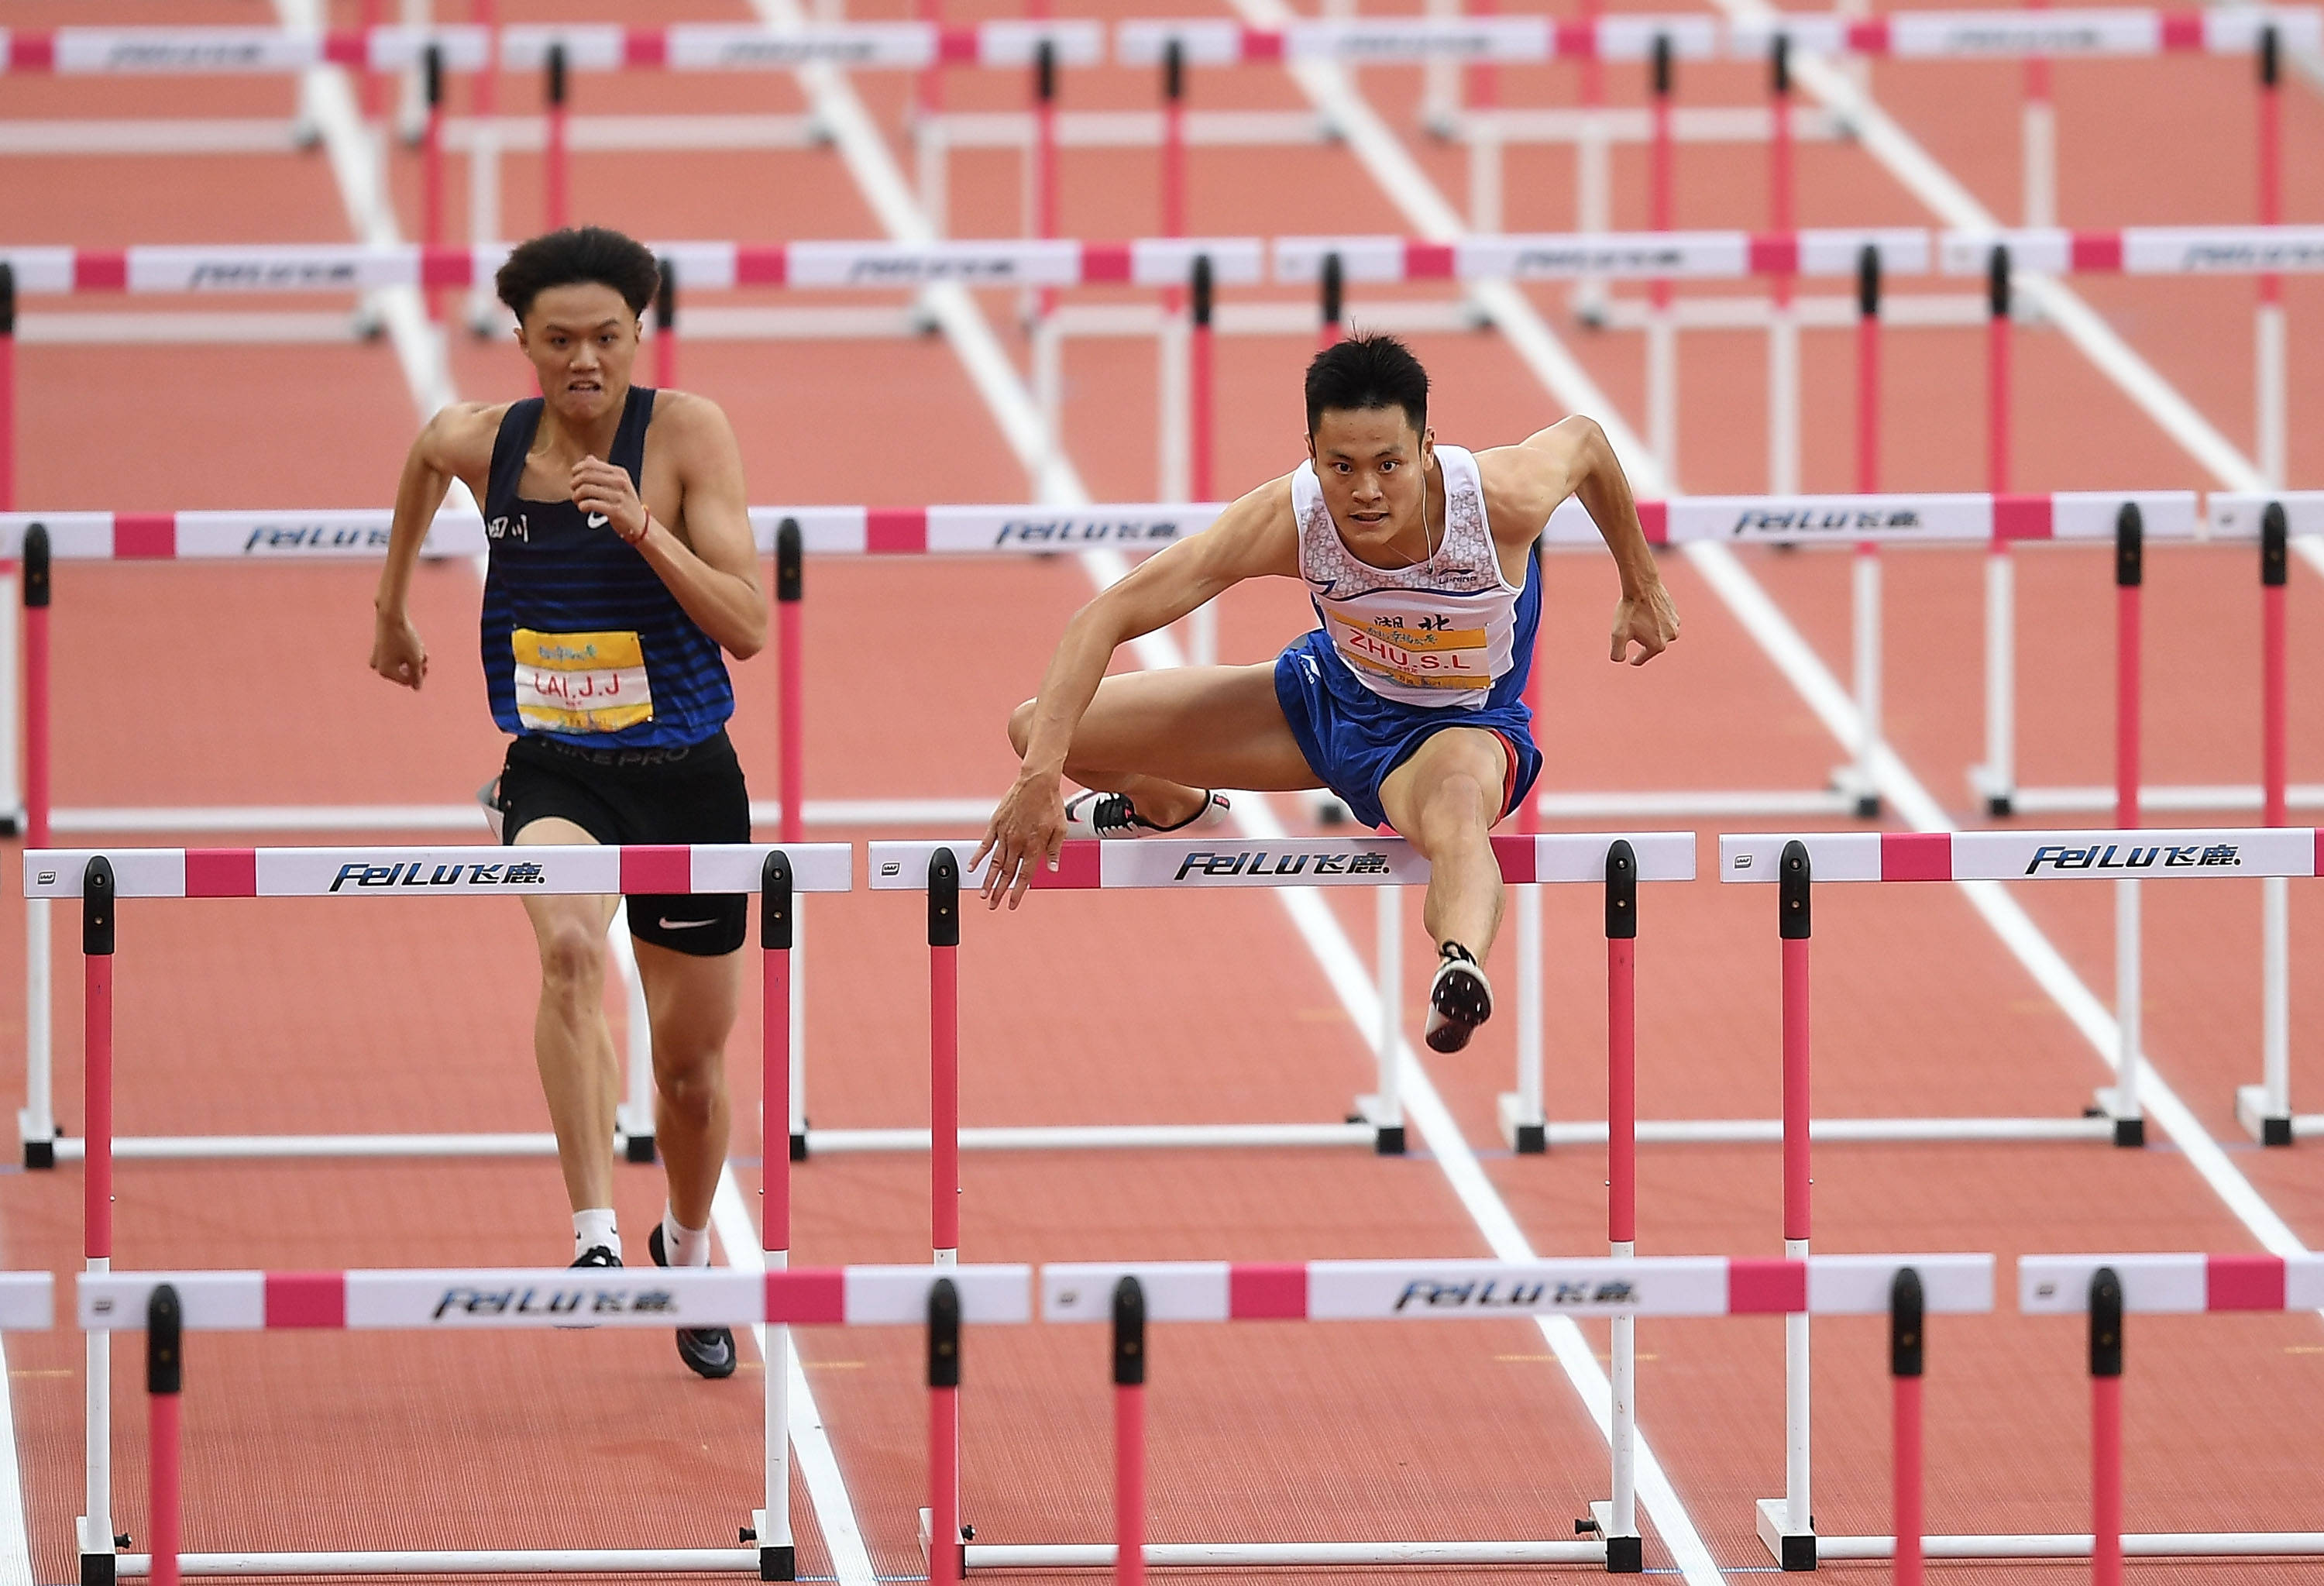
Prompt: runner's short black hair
<box><xmin>1305</xmin><ymin>333</ymin><xmax>1428</xmax><ymax>437</ymax></box>
<box><xmin>495</xmin><ymin>227</ymin><xmax>661</xmax><ymax>322</ymax></box>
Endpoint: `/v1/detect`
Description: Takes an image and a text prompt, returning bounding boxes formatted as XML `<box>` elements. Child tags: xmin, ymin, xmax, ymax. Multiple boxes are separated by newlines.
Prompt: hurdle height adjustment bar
<box><xmin>1114</xmin><ymin>1278</ymin><xmax>1147</xmax><ymax>1586</ymax></box>
<box><xmin>776</xmin><ymin>519</ymin><xmax>808</xmax><ymax>1162</ymax></box>
<box><xmin>147</xmin><ymin>1285</ymin><xmax>182</xmax><ymax>1586</ymax></box>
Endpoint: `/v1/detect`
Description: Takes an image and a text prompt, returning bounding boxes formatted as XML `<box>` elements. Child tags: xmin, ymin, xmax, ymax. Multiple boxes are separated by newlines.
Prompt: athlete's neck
<box><xmin>534</xmin><ymin>385</ymin><xmax>627</xmax><ymax>466</ymax></box>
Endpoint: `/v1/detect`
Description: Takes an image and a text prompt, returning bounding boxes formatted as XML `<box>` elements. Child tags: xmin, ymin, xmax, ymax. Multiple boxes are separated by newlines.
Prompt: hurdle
<box><xmin>1031</xmin><ymin>1253</ymin><xmax>1989</xmax><ymax>1574</ymax></box>
<box><xmin>29</xmin><ymin>841</ymin><xmax>847</xmax><ymax>1584</ymax></box>
<box><xmin>81</xmin><ymin>1263</ymin><xmax>1030</xmax><ymax>1578</ymax></box>
<box><xmin>860</xmin><ymin>834</ymin><xmax>1692</xmax><ymax>1166</ymax></box>
<box><xmin>1718</xmin><ymin>827</ymin><xmax>2322</xmax><ymax>1567</ymax></box>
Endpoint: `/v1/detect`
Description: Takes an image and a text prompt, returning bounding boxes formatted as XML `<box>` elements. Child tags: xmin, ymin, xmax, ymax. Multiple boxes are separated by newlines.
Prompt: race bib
<box><xmin>1329</xmin><ymin>611</ymin><xmax>1490</xmax><ymax>691</ymax></box>
<box><xmin>513</xmin><ymin>628</ymin><xmax>655</xmax><ymax>735</ymax></box>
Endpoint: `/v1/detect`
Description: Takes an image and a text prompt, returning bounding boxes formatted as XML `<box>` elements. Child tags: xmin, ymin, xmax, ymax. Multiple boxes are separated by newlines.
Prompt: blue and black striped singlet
<box><xmin>479</xmin><ymin>386</ymin><xmax>734</xmax><ymax>749</ymax></box>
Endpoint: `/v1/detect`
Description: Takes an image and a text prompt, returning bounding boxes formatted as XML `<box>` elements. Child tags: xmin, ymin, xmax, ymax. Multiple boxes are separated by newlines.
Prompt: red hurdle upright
<box><xmin>928</xmin><ymin>1278</ymin><xmax>964</xmax><ymax>1586</ymax></box>
<box><xmin>758</xmin><ymin>852</ymin><xmax>796</xmax><ymax>1581</ymax></box>
<box><xmin>1113</xmin><ymin>1278</ymin><xmax>1147</xmax><ymax>1586</ymax></box>
<box><xmin>146</xmin><ymin>1285</ymin><xmax>182</xmax><ymax>1586</ymax></box>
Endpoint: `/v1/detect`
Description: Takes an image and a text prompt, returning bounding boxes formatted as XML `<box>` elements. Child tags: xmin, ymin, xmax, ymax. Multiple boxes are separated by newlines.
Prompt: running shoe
<box><xmin>1062</xmin><ymin>789</ymin><xmax>1231</xmax><ymax>840</ymax></box>
<box><xmin>648</xmin><ymin>1223</ymin><xmax>737</xmax><ymax>1380</ymax></box>
<box><xmin>570</xmin><ymin>1245</ymin><xmax>621</xmax><ymax>1268</ymax></box>
<box><xmin>1423</xmin><ymin>944</ymin><xmax>1493</xmax><ymax>1054</ymax></box>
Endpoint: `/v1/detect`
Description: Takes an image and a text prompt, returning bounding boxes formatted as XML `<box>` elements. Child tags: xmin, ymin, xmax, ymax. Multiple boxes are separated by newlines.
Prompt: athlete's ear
<box><xmin>1420</xmin><ymin>426</ymin><xmax>1436</xmax><ymax>467</ymax></box>
<box><xmin>1304</xmin><ymin>430</ymin><xmax>1317</xmax><ymax>463</ymax></box>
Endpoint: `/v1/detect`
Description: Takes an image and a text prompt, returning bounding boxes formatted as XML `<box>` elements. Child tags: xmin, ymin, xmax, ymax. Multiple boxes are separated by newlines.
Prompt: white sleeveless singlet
<box><xmin>1291</xmin><ymin>445</ymin><xmax>1523</xmax><ymax>710</ymax></box>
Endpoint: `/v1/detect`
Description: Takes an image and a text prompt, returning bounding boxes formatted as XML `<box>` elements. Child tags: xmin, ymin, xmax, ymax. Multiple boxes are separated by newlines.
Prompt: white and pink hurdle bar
<box><xmin>26</xmin><ymin>841</ymin><xmax>851</xmax><ymax>1586</ymax></box>
<box><xmin>1720</xmin><ymin>826</ymin><xmax>2323</xmax><ymax>1567</ymax></box>
<box><xmin>78</xmin><ymin>1254</ymin><xmax>1992</xmax><ymax>1579</ymax></box>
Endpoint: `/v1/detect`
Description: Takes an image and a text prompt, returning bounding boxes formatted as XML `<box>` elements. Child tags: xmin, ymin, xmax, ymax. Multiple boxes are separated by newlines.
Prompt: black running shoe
<box><xmin>1062</xmin><ymin>788</ymin><xmax>1231</xmax><ymax>839</ymax></box>
<box><xmin>1424</xmin><ymin>944</ymin><xmax>1494</xmax><ymax>1054</ymax></box>
<box><xmin>648</xmin><ymin>1223</ymin><xmax>737</xmax><ymax>1380</ymax></box>
<box><xmin>570</xmin><ymin>1244</ymin><xmax>621</xmax><ymax>1268</ymax></box>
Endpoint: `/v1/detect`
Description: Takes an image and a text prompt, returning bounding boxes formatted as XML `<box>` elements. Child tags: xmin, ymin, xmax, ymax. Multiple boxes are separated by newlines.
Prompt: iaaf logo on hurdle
<box><xmin>431</xmin><ymin>1284</ymin><xmax>679</xmax><ymax>1321</ymax></box>
<box><xmin>1173</xmin><ymin>848</ymin><xmax>1396</xmax><ymax>879</ymax></box>
<box><xmin>328</xmin><ymin>860</ymin><xmax>551</xmax><ymax>892</ymax></box>
<box><xmin>242</xmin><ymin>524</ymin><xmax>396</xmax><ymax>554</ymax></box>
<box><xmin>1394</xmin><ymin>1277</ymin><xmax>1637</xmax><ymax>1312</ymax></box>
<box><xmin>992</xmin><ymin>518</ymin><xmax>1185</xmax><ymax>547</ymax></box>
<box><xmin>187</xmin><ymin>260</ymin><xmax>364</xmax><ymax>290</ymax></box>
<box><xmin>1728</xmin><ymin>506</ymin><xmax>1923</xmax><ymax>537</ymax></box>
<box><xmin>2023</xmin><ymin>841</ymin><xmax>2243</xmax><ymax>874</ymax></box>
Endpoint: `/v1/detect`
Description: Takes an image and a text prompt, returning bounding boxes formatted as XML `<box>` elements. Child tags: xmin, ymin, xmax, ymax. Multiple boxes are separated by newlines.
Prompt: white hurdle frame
<box><xmin>30</xmin><ymin>841</ymin><xmax>851</xmax><ymax>1584</ymax></box>
<box><xmin>1720</xmin><ymin>825</ymin><xmax>2322</xmax><ymax>1567</ymax></box>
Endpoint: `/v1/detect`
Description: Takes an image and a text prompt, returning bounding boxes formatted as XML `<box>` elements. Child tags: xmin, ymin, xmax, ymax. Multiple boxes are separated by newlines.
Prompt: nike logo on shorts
<box><xmin>586</xmin><ymin>511</ymin><xmax>610</xmax><ymax>529</ymax></box>
<box><xmin>657</xmin><ymin>917</ymin><xmax>715</xmax><ymax>931</ymax></box>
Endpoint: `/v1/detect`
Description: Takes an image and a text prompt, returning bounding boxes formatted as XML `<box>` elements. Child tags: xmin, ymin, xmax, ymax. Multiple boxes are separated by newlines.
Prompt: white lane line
<box><xmin>0</xmin><ymin>1289</ymin><xmax>30</xmax><ymax>1586</ymax></box>
<box><xmin>1686</xmin><ymin>538</ymin><xmax>2319</xmax><ymax>1281</ymax></box>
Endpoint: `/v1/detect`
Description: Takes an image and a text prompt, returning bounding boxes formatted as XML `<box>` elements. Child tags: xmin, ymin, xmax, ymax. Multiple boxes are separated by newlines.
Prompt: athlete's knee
<box><xmin>653</xmin><ymin>1048</ymin><xmax>727</xmax><ymax>1127</ymax></box>
<box><xmin>1007</xmin><ymin>698</ymin><xmax>1037</xmax><ymax>755</ymax></box>
<box><xmin>1421</xmin><ymin>767</ymin><xmax>1497</xmax><ymax>834</ymax></box>
<box><xmin>536</xmin><ymin>919</ymin><xmax>606</xmax><ymax>999</ymax></box>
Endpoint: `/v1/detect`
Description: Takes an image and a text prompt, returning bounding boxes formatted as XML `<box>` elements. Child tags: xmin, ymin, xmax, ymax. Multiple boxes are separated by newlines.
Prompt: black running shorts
<box><xmin>495</xmin><ymin>729</ymin><xmax>751</xmax><ymax>956</ymax></box>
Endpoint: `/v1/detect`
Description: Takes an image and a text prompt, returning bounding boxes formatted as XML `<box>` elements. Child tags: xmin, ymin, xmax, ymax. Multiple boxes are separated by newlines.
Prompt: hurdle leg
<box><xmin>927</xmin><ymin>1279</ymin><xmax>964</xmax><ymax>1586</ymax></box>
<box><xmin>1972</xmin><ymin>547</ymin><xmax>2016</xmax><ymax>814</ymax></box>
<box><xmin>926</xmin><ymin>853</ymin><xmax>964</xmax><ymax>1563</ymax></box>
<box><xmin>1357</xmin><ymin>887</ymin><xmax>1407</xmax><ymax>1154</ymax></box>
<box><xmin>1830</xmin><ymin>545</ymin><xmax>1882</xmax><ymax>818</ymax></box>
<box><xmin>2239</xmin><ymin>504</ymin><xmax>2293</xmax><ymax>1144</ymax></box>
<box><xmin>757</xmin><ymin>855</ymin><xmax>797</xmax><ymax>1582</ymax></box>
<box><xmin>1114</xmin><ymin>1278</ymin><xmax>1147</xmax><ymax>1586</ymax></box>
<box><xmin>81</xmin><ymin>858</ymin><xmax>119</xmax><ymax>1586</ymax></box>
<box><xmin>147</xmin><ymin>1286</ymin><xmax>183</xmax><ymax>1586</ymax></box>
<box><xmin>775</xmin><ymin>523</ymin><xmax>809</xmax><ymax>1161</ymax></box>
<box><xmin>1756</xmin><ymin>844</ymin><xmax>1815</xmax><ymax>1571</ymax></box>
<box><xmin>2090</xmin><ymin>1268</ymin><xmax>2124</xmax><ymax>1586</ymax></box>
<box><xmin>1594</xmin><ymin>843</ymin><xmax>1640</xmax><ymax>1569</ymax></box>
<box><xmin>1890</xmin><ymin>1269</ymin><xmax>1923</xmax><ymax>1586</ymax></box>
<box><xmin>2102</xmin><ymin>511</ymin><xmax>2146</xmax><ymax>1145</ymax></box>
<box><xmin>616</xmin><ymin>903</ymin><xmax>656</xmax><ymax>1162</ymax></box>
<box><xmin>1494</xmin><ymin>883</ymin><xmax>1544</xmax><ymax>1152</ymax></box>
<box><xmin>20</xmin><ymin>528</ymin><xmax>53</xmax><ymax>1168</ymax></box>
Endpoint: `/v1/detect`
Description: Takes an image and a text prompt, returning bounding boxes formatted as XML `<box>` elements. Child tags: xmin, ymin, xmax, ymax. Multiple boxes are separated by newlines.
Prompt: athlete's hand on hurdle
<box><xmin>370</xmin><ymin>609</ymin><xmax>429</xmax><ymax>690</ymax></box>
<box><xmin>1610</xmin><ymin>581</ymin><xmax>1681</xmax><ymax>667</ymax></box>
<box><xmin>972</xmin><ymin>776</ymin><xmax>1067</xmax><ymax>910</ymax></box>
<box><xmin>570</xmin><ymin>456</ymin><xmax>649</xmax><ymax>545</ymax></box>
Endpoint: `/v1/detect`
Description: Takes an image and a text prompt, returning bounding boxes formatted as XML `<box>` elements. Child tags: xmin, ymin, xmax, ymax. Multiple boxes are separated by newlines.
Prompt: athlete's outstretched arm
<box><xmin>372</xmin><ymin>403</ymin><xmax>498</xmax><ymax>690</ymax></box>
<box><xmin>1486</xmin><ymin>416</ymin><xmax>1679</xmax><ymax>666</ymax></box>
<box><xmin>971</xmin><ymin>478</ymin><xmax>1299</xmax><ymax>905</ymax></box>
<box><xmin>571</xmin><ymin>394</ymin><xmax>766</xmax><ymax>659</ymax></box>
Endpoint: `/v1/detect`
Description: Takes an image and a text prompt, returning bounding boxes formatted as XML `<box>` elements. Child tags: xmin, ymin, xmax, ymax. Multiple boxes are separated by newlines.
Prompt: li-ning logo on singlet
<box><xmin>485</xmin><ymin>514</ymin><xmax>530</xmax><ymax>543</ymax></box>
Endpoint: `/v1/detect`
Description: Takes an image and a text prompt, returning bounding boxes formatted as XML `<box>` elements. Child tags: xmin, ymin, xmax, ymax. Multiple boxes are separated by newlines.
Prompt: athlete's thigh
<box><xmin>1374</xmin><ymin>728</ymin><xmax>1511</xmax><ymax>850</ymax></box>
<box><xmin>510</xmin><ymin>815</ymin><xmax>621</xmax><ymax>950</ymax></box>
<box><xmin>631</xmin><ymin>939</ymin><xmax>743</xmax><ymax>1067</ymax></box>
<box><xmin>1072</xmin><ymin>662</ymin><xmax>1318</xmax><ymax>791</ymax></box>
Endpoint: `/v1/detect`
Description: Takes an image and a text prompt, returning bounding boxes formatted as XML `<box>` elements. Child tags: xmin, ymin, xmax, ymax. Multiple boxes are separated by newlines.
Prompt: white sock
<box><xmin>661</xmin><ymin>1207</ymin><xmax>712</xmax><ymax>1268</ymax></box>
<box><xmin>573</xmin><ymin>1207</ymin><xmax>620</xmax><ymax>1260</ymax></box>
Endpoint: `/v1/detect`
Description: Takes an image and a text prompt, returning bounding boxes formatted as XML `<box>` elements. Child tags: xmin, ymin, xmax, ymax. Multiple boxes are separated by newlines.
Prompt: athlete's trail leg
<box><xmin>632</xmin><ymin>941</ymin><xmax>742</xmax><ymax>1233</ymax></box>
<box><xmin>1377</xmin><ymin>728</ymin><xmax>1509</xmax><ymax>955</ymax></box>
<box><xmin>1006</xmin><ymin>663</ymin><xmax>1319</xmax><ymax>827</ymax></box>
<box><xmin>514</xmin><ymin>817</ymin><xmax>624</xmax><ymax>1214</ymax></box>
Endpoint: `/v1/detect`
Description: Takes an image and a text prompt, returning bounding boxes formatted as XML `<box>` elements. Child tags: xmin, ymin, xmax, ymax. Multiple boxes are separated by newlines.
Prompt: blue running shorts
<box><xmin>1273</xmin><ymin>629</ymin><xmax>1542</xmax><ymax>833</ymax></box>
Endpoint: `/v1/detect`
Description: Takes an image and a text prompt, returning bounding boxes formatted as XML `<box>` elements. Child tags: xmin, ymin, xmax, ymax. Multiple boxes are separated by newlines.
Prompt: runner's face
<box><xmin>1307</xmin><ymin>406</ymin><xmax>1433</xmax><ymax>549</ymax></box>
<box><xmin>517</xmin><ymin>284</ymin><xmax>640</xmax><ymax>425</ymax></box>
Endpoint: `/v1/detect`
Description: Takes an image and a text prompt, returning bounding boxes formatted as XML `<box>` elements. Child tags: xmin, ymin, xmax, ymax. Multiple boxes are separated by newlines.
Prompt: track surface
<box><xmin>2</xmin><ymin>0</ymin><xmax>2322</xmax><ymax>1577</ymax></box>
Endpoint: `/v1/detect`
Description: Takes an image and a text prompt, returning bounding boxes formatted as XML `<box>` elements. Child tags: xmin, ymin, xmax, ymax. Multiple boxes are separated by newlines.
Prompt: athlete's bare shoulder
<box><xmin>414</xmin><ymin>400</ymin><xmax>511</xmax><ymax>477</ymax></box>
<box><xmin>1198</xmin><ymin>470</ymin><xmax>1301</xmax><ymax>581</ymax></box>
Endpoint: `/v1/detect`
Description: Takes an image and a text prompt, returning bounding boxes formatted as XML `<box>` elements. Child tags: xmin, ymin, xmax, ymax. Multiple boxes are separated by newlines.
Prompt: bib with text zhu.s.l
<box><xmin>513</xmin><ymin>628</ymin><xmax>655</xmax><ymax>735</ymax></box>
<box><xmin>1292</xmin><ymin>445</ymin><xmax>1524</xmax><ymax>710</ymax></box>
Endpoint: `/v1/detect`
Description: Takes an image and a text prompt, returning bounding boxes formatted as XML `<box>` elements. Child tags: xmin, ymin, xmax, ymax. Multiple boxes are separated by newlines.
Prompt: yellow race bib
<box><xmin>513</xmin><ymin>628</ymin><xmax>655</xmax><ymax>735</ymax></box>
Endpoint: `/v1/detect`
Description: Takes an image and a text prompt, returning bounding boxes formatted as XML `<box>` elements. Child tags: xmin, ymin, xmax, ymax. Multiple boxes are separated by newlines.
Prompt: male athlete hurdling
<box><xmin>974</xmin><ymin>334</ymin><xmax>1679</xmax><ymax>1054</ymax></box>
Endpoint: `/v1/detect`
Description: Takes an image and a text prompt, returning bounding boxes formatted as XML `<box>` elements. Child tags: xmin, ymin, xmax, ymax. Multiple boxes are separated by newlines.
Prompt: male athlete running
<box><xmin>370</xmin><ymin>227</ymin><xmax>765</xmax><ymax>1378</ymax></box>
<box><xmin>975</xmin><ymin>334</ymin><xmax>1678</xmax><ymax>1053</ymax></box>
